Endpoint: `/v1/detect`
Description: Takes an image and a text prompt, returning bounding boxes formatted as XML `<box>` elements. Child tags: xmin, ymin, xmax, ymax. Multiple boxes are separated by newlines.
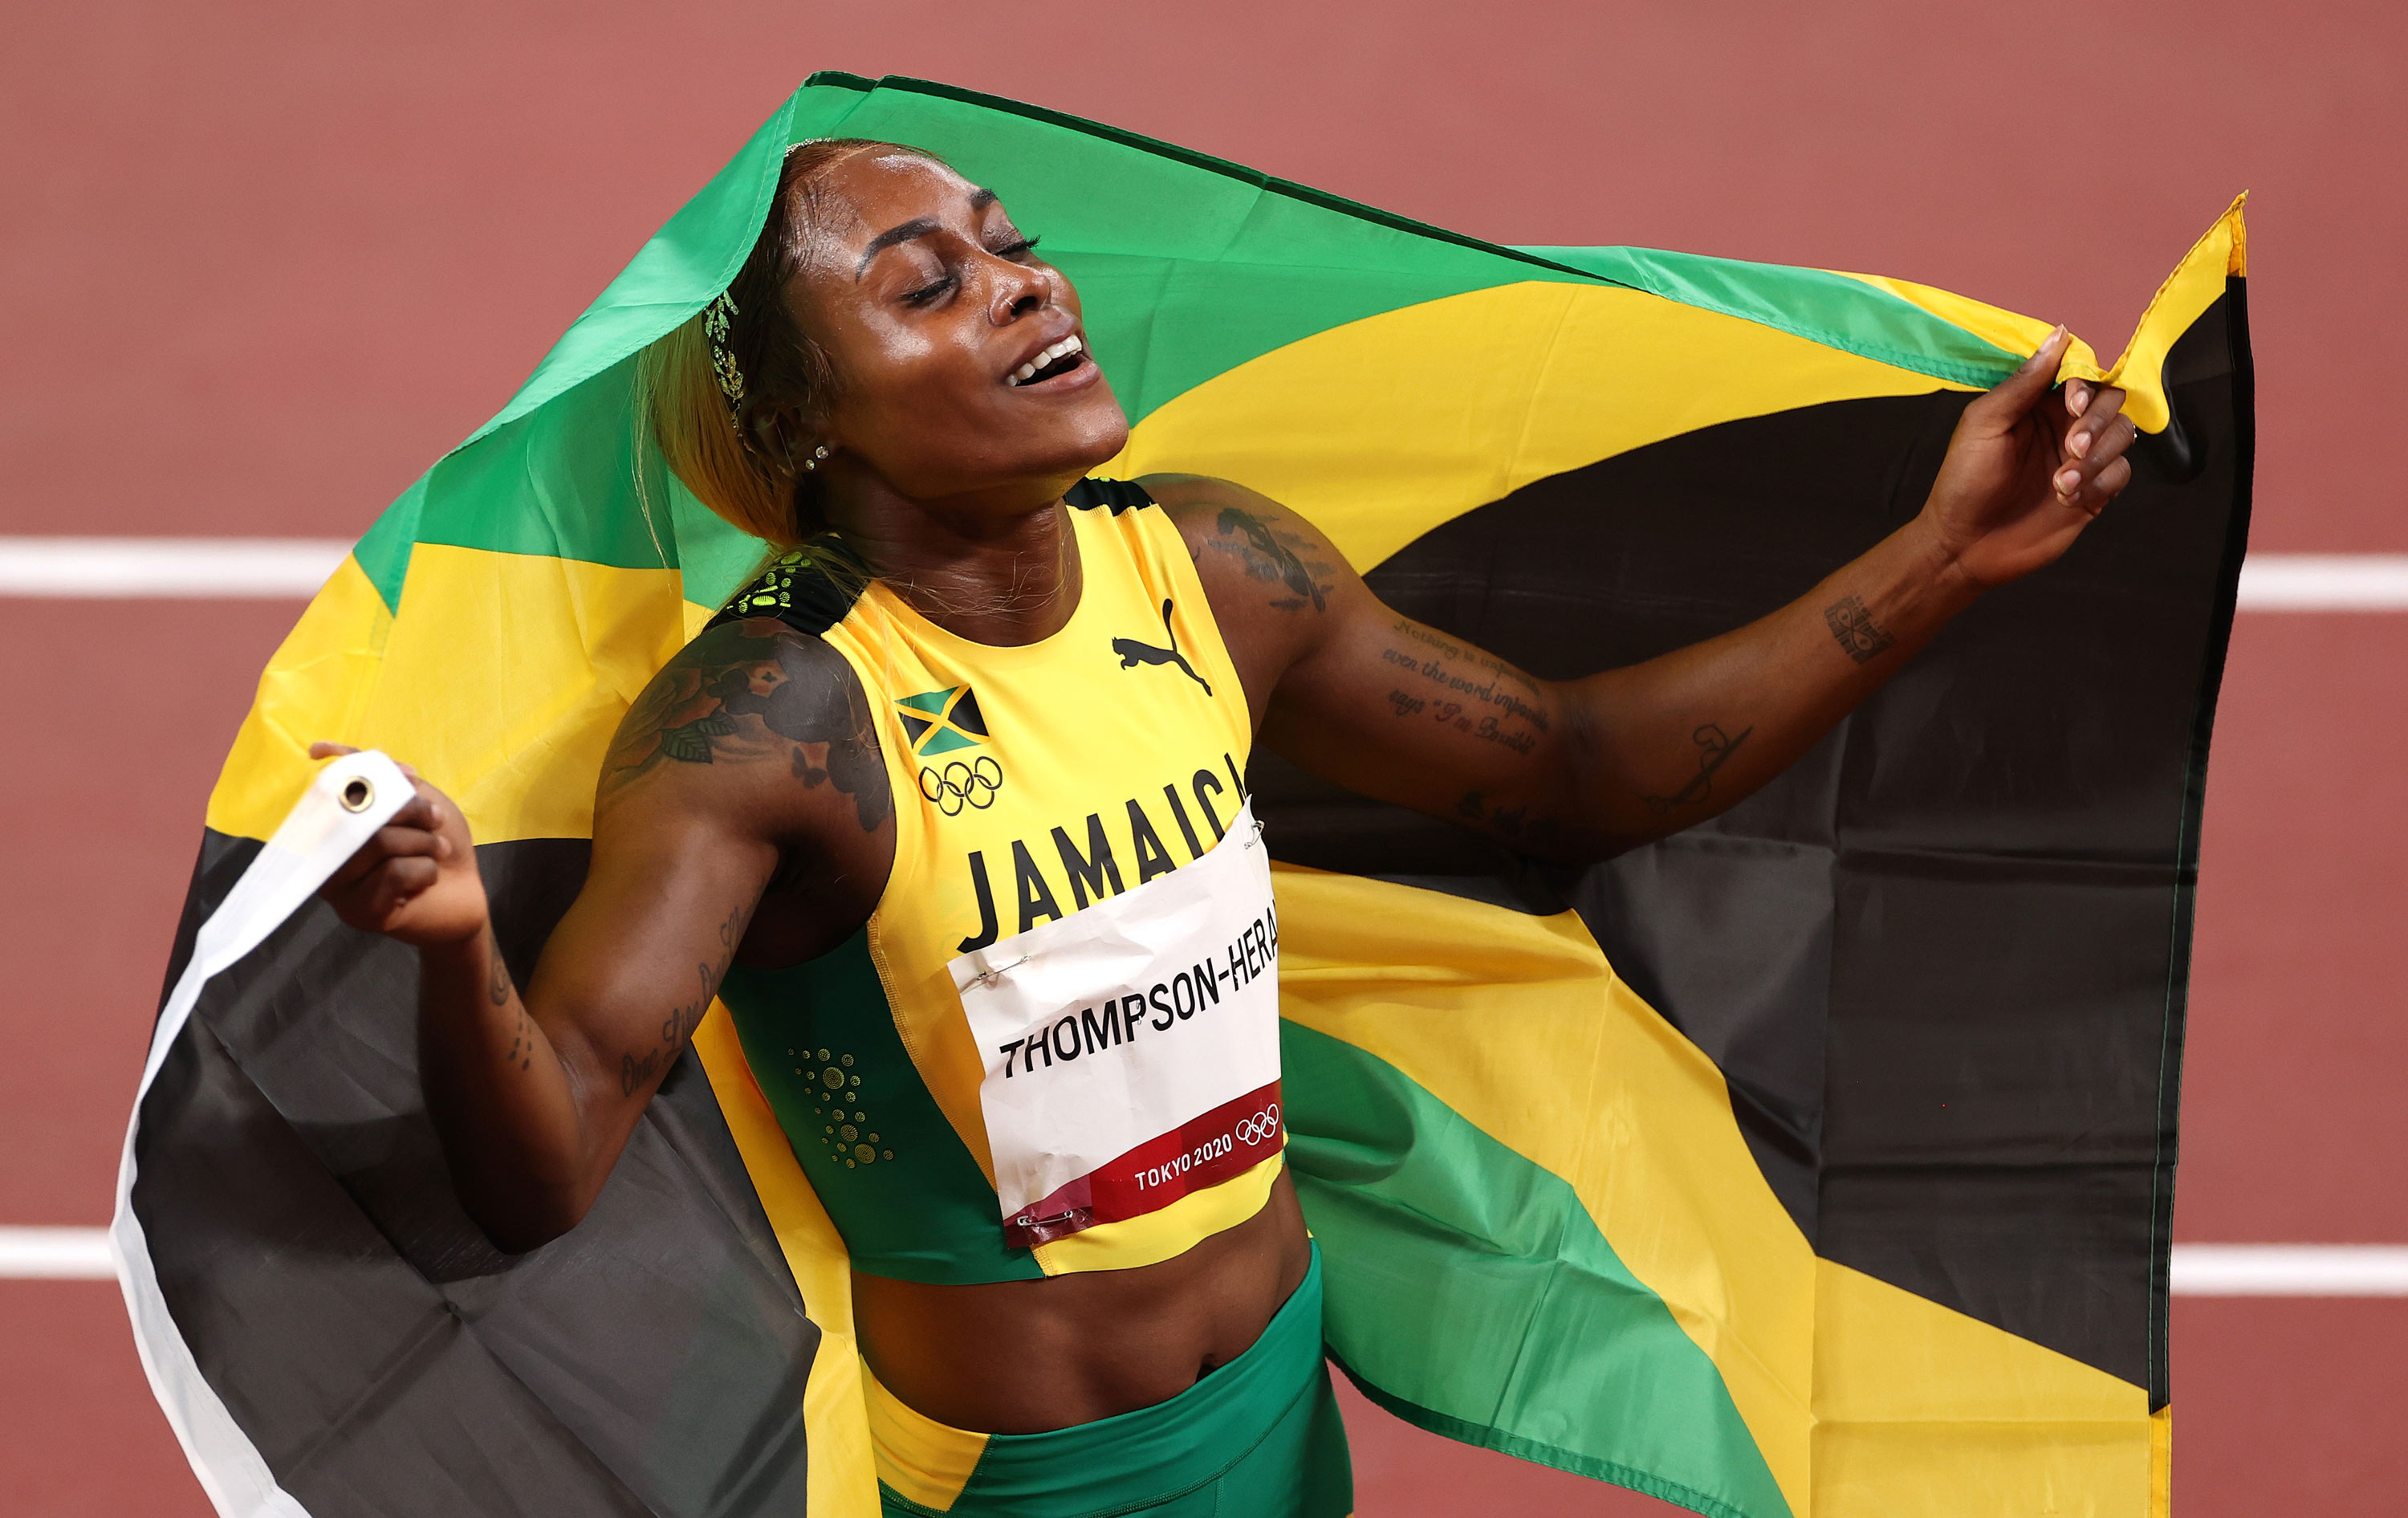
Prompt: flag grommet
<box><xmin>338</xmin><ymin>777</ymin><xmax>374</xmax><ymax>813</ymax></box>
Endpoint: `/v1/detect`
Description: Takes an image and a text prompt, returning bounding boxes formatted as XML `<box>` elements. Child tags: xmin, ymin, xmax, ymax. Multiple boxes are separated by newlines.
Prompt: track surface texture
<box><xmin>5</xmin><ymin>3</ymin><xmax>2400</xmax><ymax>1513</ymax></box>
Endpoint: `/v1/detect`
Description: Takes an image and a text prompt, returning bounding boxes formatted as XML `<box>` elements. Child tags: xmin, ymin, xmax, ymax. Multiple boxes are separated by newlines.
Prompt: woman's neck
<box><xmin>828</xmin><ymin>485</ymin><xmax>1083</xmax><ymax>648</ymax></box>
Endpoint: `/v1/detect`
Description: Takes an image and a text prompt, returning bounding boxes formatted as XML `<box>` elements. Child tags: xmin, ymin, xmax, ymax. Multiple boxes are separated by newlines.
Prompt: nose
<box><xmin>986</xmin><ymin>256</ymin><xmax>1051</xmax><ymax>325</ymax></box>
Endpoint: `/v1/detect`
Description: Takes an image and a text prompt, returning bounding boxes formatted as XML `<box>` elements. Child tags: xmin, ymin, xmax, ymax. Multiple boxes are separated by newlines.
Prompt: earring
<box><xmin>801</xmin><ymin>443</ymin><xmax>831</xmax><ymax>474</ymax></box>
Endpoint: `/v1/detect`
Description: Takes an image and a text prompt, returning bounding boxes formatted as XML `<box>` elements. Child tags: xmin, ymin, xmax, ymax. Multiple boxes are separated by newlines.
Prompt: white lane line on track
<box><xmin>0</xmin><ymin>538</ymin><xmax>349</xmax><ymax>598</ymax></box>
<box><xmin>0</xmin><ymin>1225</ymin><xmax>115</xmax><ymax>1279</ymax></box>
<box><xmin>2236</xmin><ymin>555</ymin><xmax>2408</xmax><ymax>610</ymax></box>
<box><xmin>2170</xmin><ymin>1245</ymin><xmax>2408</xmax><ymax>1296</ymax></box>
<box><xmin>5</xmin><ymin>1227</ymin><xmax>2408</xmax><ymax>1293</ymax></box>
<box><xmin>0</xmin><ymin>542</ymin><xmax>2406</xmax><ymax>608</ymax></box>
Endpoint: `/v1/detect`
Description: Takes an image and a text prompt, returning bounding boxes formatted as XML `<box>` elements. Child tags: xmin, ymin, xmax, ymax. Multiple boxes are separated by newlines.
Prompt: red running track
<box><xmin>5</xmin><ymin>3</ymin><xmax>2404</xmax><ymax>1512</ymax></box>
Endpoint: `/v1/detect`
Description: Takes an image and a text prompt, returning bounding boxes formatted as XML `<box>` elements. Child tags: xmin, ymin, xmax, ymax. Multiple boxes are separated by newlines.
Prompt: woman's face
<box><xmin>783</xmin><ymin>149</ymin><xmax>1129</xmax><ymax>506</ymax></box>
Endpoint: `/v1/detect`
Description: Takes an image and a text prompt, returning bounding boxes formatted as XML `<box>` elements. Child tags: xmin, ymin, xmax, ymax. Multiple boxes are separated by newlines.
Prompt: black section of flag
<box><xmin>134</xmin><ymin>832</ymin><xmax>817</xmax><ymax>1516</ymax></box>
<box><xmin>1257</xmin><ymin>284</ymin><xmax>2248</xmax><ymax>1403</ymax></box>
<box><xmin>950</xmin><ymin>686</ymin><xmax>990</xmax><ymax>738</ymax></box>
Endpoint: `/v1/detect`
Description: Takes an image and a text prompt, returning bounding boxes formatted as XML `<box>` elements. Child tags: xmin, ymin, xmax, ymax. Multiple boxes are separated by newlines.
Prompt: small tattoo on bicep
<box><xmin>1641</xmin><ymin>722</ymin><xmax>1753</xmax><ymax>816</ymax></box>
<box><xmin>1824</xmin><ymin>595</ymin><xmax>1894</xmax><ymax>664</ymax></box>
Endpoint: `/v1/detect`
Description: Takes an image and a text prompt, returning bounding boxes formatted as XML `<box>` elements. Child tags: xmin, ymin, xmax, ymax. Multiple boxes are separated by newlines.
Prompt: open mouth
<box><xmin>1009</xmin><ymin>334</ymin><xmax>1087</xmax><ymax>387</ymax></box>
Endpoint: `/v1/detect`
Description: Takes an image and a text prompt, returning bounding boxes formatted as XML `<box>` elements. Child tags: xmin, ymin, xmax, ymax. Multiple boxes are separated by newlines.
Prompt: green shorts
<box><xmin>868</xmin><ymin>1243</ymin><xmax>1352</xmax><ymax>1517</ymax></box>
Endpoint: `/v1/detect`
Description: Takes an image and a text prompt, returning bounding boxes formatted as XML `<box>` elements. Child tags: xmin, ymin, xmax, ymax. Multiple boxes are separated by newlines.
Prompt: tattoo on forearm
<box><xmin>600</xmin><ymin>621</ymin><xmax>892</xmax><ymax>832</ymax></box>
<box><xmin>1641</xmin><ymin>723</ymin><xmax>1754</xmax><ymax>816</ymax></box>
<box><xmin>487</xmin><ymin>926</ymin><xmax>537</xmax><ymax>1073</ymax></box>
<box><xmin>1823</xmin><ymin>594</ymin><xmax>1895</xmax><ymax>664</ymax></box>
<box><xmin>485</xmin><ymin>926</ymin><xmax>514</xmax><ymax>1007</ymax></box>
<box><xmin>502</xmin><ymin>1013</ymin><xmax>535</xmax><ymax>1072</ymax></box>
<box><xmin>619</xmin><ymin>903</ymin><xmax>748</xmax><ymax>1097</ymax></box>
<box><xmin>1206</xmin><ymin>508</ymin><xmax>1335</xmax><ymax>612</ymax></box>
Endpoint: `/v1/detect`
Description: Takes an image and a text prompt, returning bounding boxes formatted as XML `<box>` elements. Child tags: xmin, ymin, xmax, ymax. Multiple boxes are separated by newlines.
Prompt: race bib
<box><xmin>950</xmin><ymin>800</ymin><xmax>1283</xmax><ymax>1247</ymax></box>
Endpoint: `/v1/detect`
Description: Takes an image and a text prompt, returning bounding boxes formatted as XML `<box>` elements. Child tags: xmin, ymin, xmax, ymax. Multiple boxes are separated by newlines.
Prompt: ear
<box><xmin>735</xmin><ymin>399</ymin><xmax>797</xmax><ymax>469</ymax></box>
<box><xmin>737</xmin><ymin>397</ymin><xmax>840</xmax><ymax>469</ymax></box>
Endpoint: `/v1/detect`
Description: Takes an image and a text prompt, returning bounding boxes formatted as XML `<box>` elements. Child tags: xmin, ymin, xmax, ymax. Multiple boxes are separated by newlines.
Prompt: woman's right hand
<box><xmin>310</xmin><ymin>743</ymin><xmax>489</xmax><ymax>947</ymax></box>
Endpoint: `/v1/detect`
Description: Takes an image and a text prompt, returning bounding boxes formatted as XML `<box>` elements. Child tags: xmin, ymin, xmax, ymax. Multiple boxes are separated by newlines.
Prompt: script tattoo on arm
<box><xmin>1641</xmin><ymin>723</ymin><xmax>1754</xmax><ymax>816</ymax></box>
<box><xmin>1377</xmin><ymin>620</ymin><xmax>1551</xmax><ymax>753</ymax></box>
<box><xmin>1823</xmin><ymin>594</ymin><xmax>1895</xmax><ymax>664</ymax></box>
<box><xmin>599</xmin><ymin>621</ymin><xmax>891</xmax><ymax>831</ymax></box>
<box><xmin>618</xmin><ymin>903</ymin><xmax>749</xmax><ymax>1097</ymax></box>
<box><xmin>1206</xmin><ymin>507</ymin><xmax>1338</xmax><ymax>613</ymax></box>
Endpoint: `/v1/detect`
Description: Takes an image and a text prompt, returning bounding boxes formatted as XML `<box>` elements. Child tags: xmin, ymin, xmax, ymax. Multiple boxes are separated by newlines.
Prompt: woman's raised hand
<box><xmin>1919</xmin><ymin>326</ymin><xmax>2140</xmax><ymax>590</ymax></box>
<box><xmin>309</xmin><ymin>743</ymin><xmax>490</xmax><ymax>946</ymax></box>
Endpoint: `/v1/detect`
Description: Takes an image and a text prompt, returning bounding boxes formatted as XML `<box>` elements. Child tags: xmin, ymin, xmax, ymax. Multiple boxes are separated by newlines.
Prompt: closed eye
<box><xmin>903</xmin><ymin>236</ymin><xmax>1039</xmax><ymax>306</ymax></box>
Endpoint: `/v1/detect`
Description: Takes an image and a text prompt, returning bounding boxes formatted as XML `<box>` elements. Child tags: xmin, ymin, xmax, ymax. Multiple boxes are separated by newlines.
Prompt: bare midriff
<box><xmin>851</xmin><ymin>1170</ymin><xmax>1313</xmax><ymax>1433</ymax></box>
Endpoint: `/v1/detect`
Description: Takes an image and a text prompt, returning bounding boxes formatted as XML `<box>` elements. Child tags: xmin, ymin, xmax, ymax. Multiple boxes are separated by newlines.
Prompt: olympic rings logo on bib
<box><xmin>919</xmin><ymin>755</ymin><xmax>1003</xmax><ymax>815</ymax></box>
<box><xmin>1129</xmin><ymin>1101</ymin><xmax>1283</xmax><ymax>1194</ymax></box>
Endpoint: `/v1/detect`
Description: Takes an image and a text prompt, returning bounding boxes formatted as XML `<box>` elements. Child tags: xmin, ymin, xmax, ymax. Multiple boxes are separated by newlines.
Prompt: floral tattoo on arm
<box><xmin>599</xmin><ymin>621</ymin><xmax>891</xmax><ymax>832</ymax></box>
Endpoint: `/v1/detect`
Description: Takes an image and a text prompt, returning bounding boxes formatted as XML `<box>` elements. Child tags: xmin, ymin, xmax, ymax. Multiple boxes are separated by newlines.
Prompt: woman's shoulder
<box><xmin>1128</xmin><ymin>474</ymin><xmax>1293</xmax><ymax>532</ymax></box>
<box><xmin>709</xmin><ymin>542</ymin><xmax>872</xmax><ymax>637</ymax></box>
<box><xmin>1130</xmin><ymin>475</ymin><xmax>1340</xmax><ymax>602</ymax></box>
<box><xmin>598</xmin><ymin>613</ymin><xmax>881</xmax><ymax>815</ymax></box>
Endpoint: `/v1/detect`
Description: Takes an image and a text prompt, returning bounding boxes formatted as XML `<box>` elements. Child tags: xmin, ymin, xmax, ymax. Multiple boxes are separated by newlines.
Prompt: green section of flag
<box><xmin>1283</xmin><ymin>1023</ymin><xmax>1793</xmax><ymax>1518</ymax></box>
<box><xmin>346</xmin><ymin>89</ymin><xmax>802</xmax><ymax>607</ymax></box>
<box><xmin>790</xmin><ymin>75</ymin><xmax>1608</xmax><ymax>428</ymax></box>
<box><xmin>478</xmin><ymin>100</ymin><xmax>803</xmax><ymax>450</ymax></box>
<box><xmin>351</xmin><ymin>474</ymin><xmax>425</xmax><ymax>612</ymax></box>
<box><xmin>337</xmin><ymin>72</ymin><xmax>2020</xmax><ymax>614</ymax></box>
<box><xmin>1516</xmin><ymin>244</ymin><xmax>2024</xmax><ymax>388</ymax></box>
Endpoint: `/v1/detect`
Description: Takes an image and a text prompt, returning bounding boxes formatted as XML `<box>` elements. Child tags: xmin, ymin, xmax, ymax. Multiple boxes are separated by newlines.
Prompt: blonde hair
<box><xmin>637</xmin><ymin>311</ymin><xmax>798</xmax><ymax>545</ymax></box>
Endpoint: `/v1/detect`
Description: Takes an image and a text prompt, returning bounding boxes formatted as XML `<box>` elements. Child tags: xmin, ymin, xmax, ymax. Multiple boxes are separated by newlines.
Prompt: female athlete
<box><xmin>315</xmin><ymin>138</ymin><xmax>2137</xmax><ymax>1516</ymax></box>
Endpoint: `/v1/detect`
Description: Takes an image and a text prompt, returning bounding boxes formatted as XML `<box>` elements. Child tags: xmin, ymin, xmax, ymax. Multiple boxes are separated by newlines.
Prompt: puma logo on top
<box><xmin>1112</xmin><ymin>599</ymin><xmax>1212</xmax><ymax>696</ymax></box>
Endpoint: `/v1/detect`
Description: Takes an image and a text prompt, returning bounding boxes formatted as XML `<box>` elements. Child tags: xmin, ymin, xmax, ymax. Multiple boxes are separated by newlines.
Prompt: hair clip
<box><xmin>702</xmin><ymin>291</ymin><xmax>746</xmax><ymax>412</ymax></box>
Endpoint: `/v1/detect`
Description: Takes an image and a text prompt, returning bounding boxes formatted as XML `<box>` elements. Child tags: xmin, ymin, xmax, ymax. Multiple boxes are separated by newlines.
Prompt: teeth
<box><xmin>1009</xmin><ymin>333</ymin><xmax>1085</xmax><ymax>385</ymax></box>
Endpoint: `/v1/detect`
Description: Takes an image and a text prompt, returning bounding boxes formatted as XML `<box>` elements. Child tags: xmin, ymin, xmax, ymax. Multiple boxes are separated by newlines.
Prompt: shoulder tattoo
<box><xmin>1200</xmin><ymin>506</ymin><xmax>1337</xmax><ymax>614</ymax></box>
<box><xmin>600</xmin><ymin>620</ymin><xmax>891</xmax><ymax>832</ymax></box>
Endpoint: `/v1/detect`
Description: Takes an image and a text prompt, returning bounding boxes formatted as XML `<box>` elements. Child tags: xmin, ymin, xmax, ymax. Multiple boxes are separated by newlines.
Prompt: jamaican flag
<box><xmin>115</xmin><ymin>71</ymin><xmax>2248</xmax><ymax>1518</ymax></box>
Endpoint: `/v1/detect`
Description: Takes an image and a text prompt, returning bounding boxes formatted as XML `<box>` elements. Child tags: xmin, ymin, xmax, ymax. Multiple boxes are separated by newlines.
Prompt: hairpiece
<box><xmin>702</xmin><ymin>291</ymin><xmax>746</xmax><ymax>413</ymax></box>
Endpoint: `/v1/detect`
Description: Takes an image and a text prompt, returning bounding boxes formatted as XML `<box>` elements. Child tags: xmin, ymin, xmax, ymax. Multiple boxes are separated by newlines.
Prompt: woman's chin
<box><xmin>1024</xmin><ymin>400</ymin><xmax>1132</xmax><ymax>482</ymax></box>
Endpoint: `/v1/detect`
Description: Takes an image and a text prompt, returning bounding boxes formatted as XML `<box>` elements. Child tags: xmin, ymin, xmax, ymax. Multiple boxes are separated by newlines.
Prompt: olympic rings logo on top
<box><xmin>918</xmin><ymin>755</ymin><xmax>1003</xmax><ymax>815</ymax></box>
<box><xmin>1235</xmin><ymin>1104</ymin><xmax>1281</xmax><ymax>1146</ymax></box>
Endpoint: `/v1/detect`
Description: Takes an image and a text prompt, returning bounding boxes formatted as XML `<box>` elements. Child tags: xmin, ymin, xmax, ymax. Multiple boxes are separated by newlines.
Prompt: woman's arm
<box><xmin>1161</xmin><ymin>328</ymin><xmax>2140</xmax><ymax>860</ymax></box>
<box><xmin>315</xmin><ymin>620</ymin><xmax>893</xmax><ymax>1251</ymax></box>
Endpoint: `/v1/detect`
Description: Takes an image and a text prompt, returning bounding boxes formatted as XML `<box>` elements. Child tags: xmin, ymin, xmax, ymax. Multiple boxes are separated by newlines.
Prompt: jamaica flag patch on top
<box><xmin>895</xmin><ymin>686</ymin><xmax>990</xmax><ymax>756</ymax></box>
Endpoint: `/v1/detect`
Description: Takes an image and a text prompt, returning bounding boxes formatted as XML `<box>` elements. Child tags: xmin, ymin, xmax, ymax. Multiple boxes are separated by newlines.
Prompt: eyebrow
<box><xmin>853</xmin><ymin>188</ymin><xmax>1004</xmax><ymax>279</ymax></box>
